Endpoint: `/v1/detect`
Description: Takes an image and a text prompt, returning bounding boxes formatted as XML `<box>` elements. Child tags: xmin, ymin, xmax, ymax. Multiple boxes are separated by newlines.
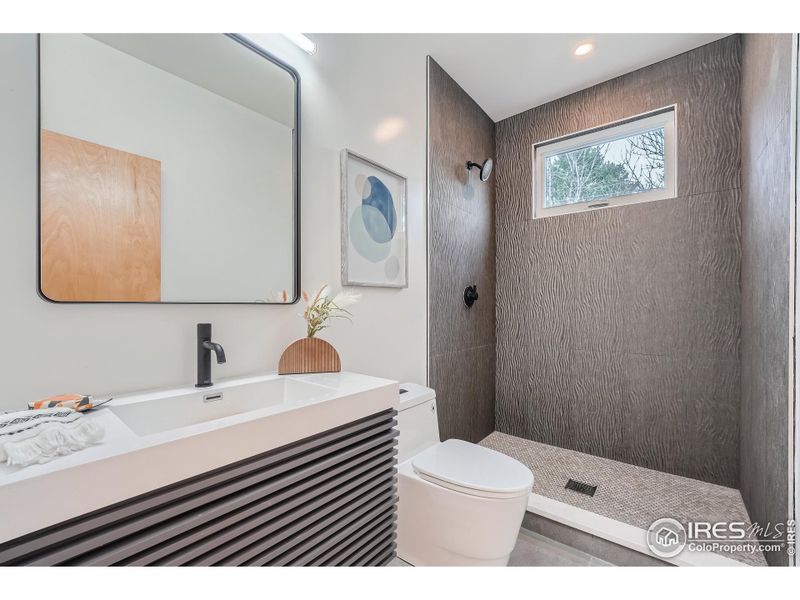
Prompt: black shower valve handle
<box><xmin>464</xmin><ymin>285</ymin><xmax>479</xmax><ymax>308</ymax></box>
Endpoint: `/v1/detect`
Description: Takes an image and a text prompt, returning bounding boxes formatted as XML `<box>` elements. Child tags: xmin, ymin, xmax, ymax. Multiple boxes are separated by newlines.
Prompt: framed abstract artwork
<box><xmin>340</xmin><ymin>149</ymin><xmax>408</xmax><ymax>288</ymax></box>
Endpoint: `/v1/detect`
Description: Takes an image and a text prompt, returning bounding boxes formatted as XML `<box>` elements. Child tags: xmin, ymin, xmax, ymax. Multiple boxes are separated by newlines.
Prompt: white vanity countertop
<box><xmin>0</xmin><ymin>371</ymin><xmax>398</xmax><ymax>544</ymax></box>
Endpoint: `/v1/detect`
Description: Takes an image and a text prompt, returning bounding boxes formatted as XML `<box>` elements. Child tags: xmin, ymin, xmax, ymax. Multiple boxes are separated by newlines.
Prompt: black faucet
<box><xmin>196</xmin><ymin>323</ymin><xmax>226</xmax><ymax>388</ymax></box>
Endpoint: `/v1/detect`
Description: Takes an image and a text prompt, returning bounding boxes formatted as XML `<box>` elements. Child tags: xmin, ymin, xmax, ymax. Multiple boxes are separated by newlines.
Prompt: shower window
<box><xmin>532</xmin><ymin>107</ymin><xmax>676</xmax><ymax>218</ymax></box>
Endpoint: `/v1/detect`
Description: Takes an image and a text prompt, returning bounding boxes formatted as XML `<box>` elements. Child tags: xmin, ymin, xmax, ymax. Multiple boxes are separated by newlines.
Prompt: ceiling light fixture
<box><xmin>574</xmin><ymin>42</ymin><xmax>594</xmax><ymax>57</ymax></box>
<box><xmin>283</xmin><ymin>33</ymin><xmax>316</xmax><ymax>55</ymax></box>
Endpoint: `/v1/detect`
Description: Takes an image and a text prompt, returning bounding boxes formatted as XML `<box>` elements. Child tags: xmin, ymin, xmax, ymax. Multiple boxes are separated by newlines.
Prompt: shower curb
<box><xmin>526</xmin><ymin>493</ymin><xmax>749</xmax><ymax>567</ymax></box>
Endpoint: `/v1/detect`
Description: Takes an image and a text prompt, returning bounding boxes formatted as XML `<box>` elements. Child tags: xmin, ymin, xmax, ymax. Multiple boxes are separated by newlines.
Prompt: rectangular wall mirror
<box><xmin>37</xmin><ymin>34</ymin><xmax>299</xmax><ymax>303</ymax></box>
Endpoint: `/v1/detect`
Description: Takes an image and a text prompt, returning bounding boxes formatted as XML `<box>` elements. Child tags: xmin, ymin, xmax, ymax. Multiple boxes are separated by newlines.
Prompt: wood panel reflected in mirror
<box><xmin>41</xmin><ymin>130</ymin><xmax>162</xmax><ymax>301</ymax></box>
<box><xmin>38</xmin><ymin>34</ymin><xmax>299</xmax><ymax>304</ymax></box>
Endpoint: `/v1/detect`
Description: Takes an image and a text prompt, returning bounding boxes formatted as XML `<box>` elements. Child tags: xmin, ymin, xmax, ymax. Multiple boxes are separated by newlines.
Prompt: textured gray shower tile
<box><xmin>682</xmin><ymin>36</ymin><xmax>742</xmax><ymax>196</ymax></box>
<box><xmin>494</xmin><ymin>37</ymin><xmax>742</xmax><ymax>495</ymax></box>
<box><xmin>523</xmin><ymin>349</ymin><xmax>575</xmax><ymax>449</ymax></box>
<box><xmin>622</xmin><ymin>353</ymin><xmax>691</xmax><ymax>477</ymax></box>
<box><xmin>428</xmin><ymin>56</ymin><xmax>497</xmax><ymax>447</ymax></box>
<box><xmin>738</xmin><ymin>367</ymin><xmax>767</xmax><ymax>534</ymax></box>
<box><xmin>620</xmin><ymin>47</ymin><xmax>689</xmax><ymax>115</ymax></box>
<box><xmin>428</xmin><ymin>59</ymin><xmax>496</xmax><ymax>218</ymax></box>
<box><xmin>562</xmin><ymin>211</ymin><xmax>627</xmax><ymax>354</ymax></box>
<box><xmin>522</xmin><ymin>206</ymin><xmax>630</xmax><ymax>354</ymax></box>
<box><xmin>496</xmin><ymin>342</ymin><xmax>552</xmax><ymax>442</ymax></box>
<box><xmin>428</xmin><ymin>196</ymin><xmax>496</xmax><ymax>354</ymax></box>
<box><xmin>542</xmin><ymin>84</ymin><xmax>627</xmax><ymax>140</ymax></box>
<box><xmin>687</xmin><ymin>192</ymin><xmax>742</xmax><ymax>358</ymax></box>
<box><xmin>494</xmin><ymin>118</ymin><xmax>532</xmax><ymax>225</ymax></box>
<box><xmin>568</xmin><ymin>350</ymin><xmax>625</xmax><ymax>458</ymax></box>
<box><xmin>620</xmin><ymin>198</ymin><xmax>695</xmax><ymax>357</ymax></box>
<box><xmin>740</xmin><ymin>34</ymin><xmax>793</xmax><ymax>160</ymax></box>
<box><xmin>739</xmin><ymin>103</ymin><xmax>792</xmax><ymax>566</ymax></box>
<box><xmin>496</xmin><ymin>341</ymin><xmax>575</xmax><ymax>447</ymax></box>
<box><xmin>431</xmin><ymin>345</ymin><xmax>495</xmax><ymax>443</ymax></box>
<box><xmin>686</xmin><ymin>357</ymin><xmax>739</xmax><ymax>487</ymax></box>
<box><xmin>429</xmin><ymin>139</ymin><xmax>493</xmax><ymax>216</ymax></box>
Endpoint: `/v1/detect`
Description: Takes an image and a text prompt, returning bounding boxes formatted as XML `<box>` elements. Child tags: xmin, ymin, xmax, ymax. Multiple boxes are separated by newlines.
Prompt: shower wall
<box><xmin>739</xmin><ymin>33</ymin><xmax>794</xmax><ymax>567</ymax></box>
<box><xmin>495</xmin><ymin>36</ymin><xmax>742</xmax><ymax>487</ymax></box>
<box><xmin>427</xmin><ymin>58</ymin><xmax>497</xmax><ymax>442</ymax></box>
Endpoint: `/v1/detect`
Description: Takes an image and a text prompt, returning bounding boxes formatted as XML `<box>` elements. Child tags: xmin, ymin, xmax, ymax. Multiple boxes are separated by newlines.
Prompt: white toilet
<box><xmin>396</xmin><ymin>383</ymin><xmax>534</xmax><ymax>566</ymax></box>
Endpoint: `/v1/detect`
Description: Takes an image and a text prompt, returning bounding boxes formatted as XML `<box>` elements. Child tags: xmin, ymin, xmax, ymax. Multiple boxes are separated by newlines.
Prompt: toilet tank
<box><xmin>396</xmin><ymin>383</ymin><xmax>440</xmax><ymax>463</ymax></box>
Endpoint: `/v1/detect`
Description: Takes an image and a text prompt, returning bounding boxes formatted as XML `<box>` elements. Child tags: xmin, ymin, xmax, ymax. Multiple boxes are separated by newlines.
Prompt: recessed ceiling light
<box><xmin>574</xmin><ymin>42</ymin><xmax>594</xmax><ymax>57</ymax></box>
<box><xmin>283</xmin><ymin>33</ymin><xmax>316</xmax><ymax>55</ymax></box>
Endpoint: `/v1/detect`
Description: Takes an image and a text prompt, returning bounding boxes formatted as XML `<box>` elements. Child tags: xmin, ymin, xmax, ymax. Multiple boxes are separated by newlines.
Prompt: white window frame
<box><xmin>532</xmin><ymin>106</ymin><xmax>677</xmax><ymax>219</ymax></box>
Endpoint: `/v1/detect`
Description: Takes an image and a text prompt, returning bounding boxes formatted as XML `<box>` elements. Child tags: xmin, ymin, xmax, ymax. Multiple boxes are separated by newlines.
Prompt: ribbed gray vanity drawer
<box><xmin>0</xmin><ymin>408</ymin><xmax>398</xmax><ymax>566</ymax></box>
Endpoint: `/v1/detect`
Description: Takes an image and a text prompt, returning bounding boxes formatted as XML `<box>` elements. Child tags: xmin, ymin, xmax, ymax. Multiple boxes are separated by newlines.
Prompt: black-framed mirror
<box><xmin>37</xmin><ymin>33</ymin><xmax>300</xmax><ymax>304</ymax></box>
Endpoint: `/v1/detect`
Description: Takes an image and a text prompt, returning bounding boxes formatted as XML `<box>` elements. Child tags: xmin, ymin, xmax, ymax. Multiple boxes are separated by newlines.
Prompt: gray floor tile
<box><xmin>509</xmin><ymin>529</ymin><xmax>609</xmax><ymax>567</ymax></box>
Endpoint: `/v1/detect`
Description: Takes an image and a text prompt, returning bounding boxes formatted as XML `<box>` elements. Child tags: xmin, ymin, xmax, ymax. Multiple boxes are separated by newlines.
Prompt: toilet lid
<box><xmin>411</xmin><ymin>439</ymin><xmax>534</xmax><ymax>499</ymax></box>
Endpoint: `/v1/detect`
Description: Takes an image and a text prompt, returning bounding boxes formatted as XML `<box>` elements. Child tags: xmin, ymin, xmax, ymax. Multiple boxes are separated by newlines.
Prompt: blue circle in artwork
<box><xmin>361</xmin><ymin>176</ymin><xmax>396</xmax><ymax>243</ymax></box>
<box><xmin>349</xmin><ymin>205</ymin><xmax>391</xmax><ymax>263</ymax></box>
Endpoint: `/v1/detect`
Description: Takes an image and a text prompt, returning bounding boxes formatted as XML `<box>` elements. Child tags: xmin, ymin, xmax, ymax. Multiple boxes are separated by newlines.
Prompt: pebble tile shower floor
<box><xmin>480</xmin><ymin>431</ymin><xmax>767</xmax><ymax>566</ymax></box>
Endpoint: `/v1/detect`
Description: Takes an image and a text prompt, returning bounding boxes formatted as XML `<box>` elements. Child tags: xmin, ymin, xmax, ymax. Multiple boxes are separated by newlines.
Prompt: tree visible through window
<box><xmin>533</xmin><ymin>108</ymin><xmax>676</xmax><ymax>218</ymax></box>
<box><xmin>544</xmin><ymin>128</ymin><xmax>666</xmax><ymax>207</ymax></box>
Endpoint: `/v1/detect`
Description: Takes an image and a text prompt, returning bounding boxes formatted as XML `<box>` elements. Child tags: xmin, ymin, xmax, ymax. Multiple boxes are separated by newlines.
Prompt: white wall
<box><xmin>40</xmin><ymin>34</ymin><xmax>294</xmax><ymax>302</ymax></box>
<box><xmin>0</xmin><ymin>33</ymin><xmax>427</xmax><ymax>412</ymax></box>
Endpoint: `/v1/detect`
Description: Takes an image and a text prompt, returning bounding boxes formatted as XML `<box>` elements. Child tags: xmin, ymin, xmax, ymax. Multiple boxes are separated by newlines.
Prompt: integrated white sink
<box><xmin>0</xmin><ymin>371</ymin><xmax>398</xmax><ymax>545</ymax></box>
<box><xmin>109</xmin><ymin>376</ymin><xmax>336</xmax><ymax>436</ymax></box>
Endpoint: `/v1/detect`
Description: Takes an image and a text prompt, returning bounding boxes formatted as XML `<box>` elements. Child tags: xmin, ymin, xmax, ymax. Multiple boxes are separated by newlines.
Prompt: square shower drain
<box><xmin>565</xmin><ymin>478</ymin><xmax>597</xmax><ymax>497</ymax></box>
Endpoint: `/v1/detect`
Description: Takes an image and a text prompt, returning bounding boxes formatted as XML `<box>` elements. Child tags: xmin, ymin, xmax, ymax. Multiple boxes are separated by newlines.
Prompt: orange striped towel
<box><xmin>28</xmin><ymin>395</ymin><xmax>94</xmax><ymax>412</ymax></box>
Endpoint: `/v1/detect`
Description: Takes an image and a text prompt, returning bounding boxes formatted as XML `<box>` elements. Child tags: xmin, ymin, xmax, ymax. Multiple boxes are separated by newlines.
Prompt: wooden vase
<box><xmin>278</xmin><ymin>337</ymin><xmax>341</xmax><ymax>375</ymax></box>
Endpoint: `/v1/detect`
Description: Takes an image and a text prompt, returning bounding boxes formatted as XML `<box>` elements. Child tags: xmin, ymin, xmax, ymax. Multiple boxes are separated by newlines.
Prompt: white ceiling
<box><xmin>422</xmin><ymin>33</ymin><xmax>728</xmax><ymax>121</ymax></box>
<box><xmin>88</xmin><ymin>34</ymin><xmax>729</xmax><ymax>127</ymax></box>
<box><xmin>90</xmin><ymin>34</ymin><xmax>296</xmax><ymax>127</ymax></box>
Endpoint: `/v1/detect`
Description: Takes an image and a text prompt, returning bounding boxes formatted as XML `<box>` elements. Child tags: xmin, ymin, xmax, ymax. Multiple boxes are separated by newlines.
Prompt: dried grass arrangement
<box><xmin>278</xmin><ymin>285</ymin><xmax>360</xmax><ymax>375</ymax></box>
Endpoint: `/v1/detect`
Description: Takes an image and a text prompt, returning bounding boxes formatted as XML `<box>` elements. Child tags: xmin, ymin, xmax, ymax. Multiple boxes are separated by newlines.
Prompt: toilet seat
<box><xmin>411</xmin><ymin>439</ymin><xmax>534</xmax><ymax>500</ymax></box>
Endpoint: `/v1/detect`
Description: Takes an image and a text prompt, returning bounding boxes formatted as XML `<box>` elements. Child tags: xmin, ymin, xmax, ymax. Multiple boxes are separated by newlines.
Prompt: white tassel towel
<box><xmin>0</xmin><ymin>407</ymin><xmax>104</xmax><ymax>467</ymax></box>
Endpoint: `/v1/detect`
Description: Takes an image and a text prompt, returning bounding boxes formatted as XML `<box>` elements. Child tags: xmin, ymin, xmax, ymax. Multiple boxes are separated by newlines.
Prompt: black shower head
<box><xmin>466</xmin><ymin>158</ymin><xmax>494</xmax><ymax>182</ymax></box>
